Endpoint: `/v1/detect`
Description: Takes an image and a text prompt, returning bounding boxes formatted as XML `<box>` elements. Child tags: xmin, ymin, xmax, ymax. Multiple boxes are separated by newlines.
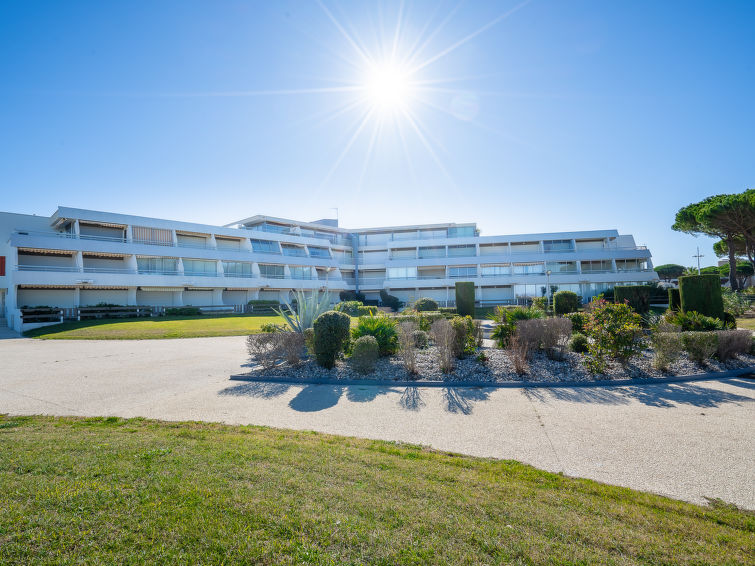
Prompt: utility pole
<box><xmin>693</xmin><ymin>247</ymin><xmax>704</xmax><ymax>274</ymax></box>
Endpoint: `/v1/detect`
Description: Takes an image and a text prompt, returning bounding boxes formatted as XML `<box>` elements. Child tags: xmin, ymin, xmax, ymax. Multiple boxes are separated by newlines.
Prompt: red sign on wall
<box><xmin>0</xmin><ymin>256</ymin><xmax>5</xmax><ymax>276</ymax></box>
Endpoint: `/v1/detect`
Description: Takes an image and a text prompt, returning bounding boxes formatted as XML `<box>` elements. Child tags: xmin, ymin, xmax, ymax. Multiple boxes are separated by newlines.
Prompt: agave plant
<box><xmin>274</xmin><ymin>290</ymin><xmax>332</xmax><ymax>333</ymax></box>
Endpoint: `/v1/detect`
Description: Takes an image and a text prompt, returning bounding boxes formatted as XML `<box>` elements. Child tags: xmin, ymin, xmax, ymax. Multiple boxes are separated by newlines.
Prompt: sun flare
<box><xmin>362</xmin><ymin>63</ymin><xmax>413</xmax><ymax>112</ymax></box>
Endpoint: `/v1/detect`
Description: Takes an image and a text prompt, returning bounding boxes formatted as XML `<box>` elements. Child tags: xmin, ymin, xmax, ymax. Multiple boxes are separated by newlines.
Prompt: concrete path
<box><xmin>1</xmin><ymin>334</ymin><xmax>753</xmax><ymax>509</ymax></box>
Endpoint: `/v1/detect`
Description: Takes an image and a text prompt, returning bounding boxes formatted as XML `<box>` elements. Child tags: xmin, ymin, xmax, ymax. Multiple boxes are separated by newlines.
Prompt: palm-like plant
<box><xmin>274</xmin><ymin>290</ymin><xmax>332</xmax><ymax>333</ymax></box>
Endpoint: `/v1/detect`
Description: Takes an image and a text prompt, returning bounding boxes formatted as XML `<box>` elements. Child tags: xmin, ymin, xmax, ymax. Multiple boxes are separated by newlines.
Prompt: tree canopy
<box><xmin>653</xmin><ymin>264</ymin><xmax>685</xmax><ymax>281</ymax></box>
<box><xmin>718</xmin><ymin>261</ymin><xmax>754</xmax><ymax>289</ymax></box>
<box><xmin>672</xmin><ymin>189</ymin><xmax>755</xmax><ymax>290</ymax></box>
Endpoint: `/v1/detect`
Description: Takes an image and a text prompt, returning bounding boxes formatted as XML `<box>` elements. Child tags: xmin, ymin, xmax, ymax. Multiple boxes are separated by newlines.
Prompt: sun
<box><xmin>362</xmin><ymin>62</ymin><xmax>413</xmax><ymax>112</ymax></box>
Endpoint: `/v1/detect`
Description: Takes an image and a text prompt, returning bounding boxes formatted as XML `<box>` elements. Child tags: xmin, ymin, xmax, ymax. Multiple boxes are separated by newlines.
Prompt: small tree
<box><xmin>313</xmin><ymin>311</ymin><xmax>351</xmax><ymax>369</ymax></box>
<box><xmin>654</xmin><ymin>264</ymin><xmax>686</xmax><ymax>282</ymax></box>
<box><xmin>583</xmin><ymin>299</ymin><xmax>643</xmax><ymax>373</ymax></box>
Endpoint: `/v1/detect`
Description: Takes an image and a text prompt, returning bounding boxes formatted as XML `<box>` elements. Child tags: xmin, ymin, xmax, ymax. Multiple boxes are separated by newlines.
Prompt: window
<box><xmin>251</xmin><ymin>239</ymin><xmax>279</xmax><ymax>254</ymax></box>
<box><xmin>132</xmin><ymin>226</ymin><xmax>173</xmax><ymax>246</ymax></box>
<box><xmin>136</xmin><ymin>257</ymin><xmax>177</xmax><ymax>274</ymax></box>
<box><xmin>418</xmin><ymin>246</ymin><xmax>445</xmax><ymax>259</ymax></box>
<box><xmin>223</xmin><ymin>261</ymin><xmax>253</xmax><ymax>277</ymax></box>
<box><xmin>308</xmin><ymin>247</ymin><xmax>331</xmax><ymax>259</ymax></box>
<box><xmin>543</xmin><ymin>239</ymin><xmax>573</xmax><ymax>252</ymax></box>
<box><xmin>449</xmin><ymin>266</ymin><xmax>477</xmax><ymax>278</ymax></box>
<box><xmin>513</xmin><ymin>263</ymin><xmax>544</xmax><ymax>275</ymax></box>
<box><xmin>615</xmin><ymin>259</ymin><xmax>644</xmax><ymax>271</ymax></box>
<box><xmin>447</xmin><ymin>226</ymin><xmax>476</xmax><ymax>238</ymax></box>
<box><xmin>546</xmin><ymin>261</ymin><xmax>577</xmax><ymax>273</ymax></box>
<box><xmin>183</xmin><ymin>259</ymin><xmax>217</xmax><ymax>276</ymax></box>
<box><xmin>289</xmin><ymin>266</ymin><xmax>312</xmax><ymax>279</ymax></box>
<box><xmin>581</xmin><ymin>260</ymin><xmax>613</xmax><ymax>272</ymax></box>
<box><xmin>259</xmin><ymin>264</ymin><xmax>284</xmax><ymax>278</ymax></box>
<box><xmin>481</xmin><ymin>264</ymin><xmax>509</xmax><ymax>276</ymax></box>
<box><xmin>387</xmin><ymin>267</ymin><xmax>417</xmax><ymax>279</ymax></box>
<box><xmin>391</xmin><ymin>248</ymin><xmax>416</xmax><ymax>259</ymax></box>
<box><xmin>448</xmin><ymin>244</ymin><xmax>476</xmax><ymax>257</ymax></box>
<box><xmin>281</xmin><ymin>244</ymin><xmax>307</xmax><ymax>257</ymax></box>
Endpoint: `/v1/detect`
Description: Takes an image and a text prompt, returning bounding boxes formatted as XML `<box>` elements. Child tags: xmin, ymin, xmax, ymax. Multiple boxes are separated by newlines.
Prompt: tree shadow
<box><xmin>288</xmin><ymin>385</ymin><xmax>345</xmax><ymax>412</ymax></box>
<box><xmin>344</xmin><ymin>385</ymin><xmax>396</xmax><ymax>403</ymax></box>
<box><xmin>218</xmin><ymin>381</ymin><xmax>292</xmax><ymax>399</ymax></box>
<box><xmin>399</xmin><ymin>386</ymin><xmax>425</xmax><ymax>411</ymax></box>
<box><xmin>443</xmin><ymin>387</ymin><xmax>491</xmax><ymax>415</ymax></box>
<box><xmin>526</xmin><ymin>381</ymin><xmax>753</xmax><ymax>409</ymax></box>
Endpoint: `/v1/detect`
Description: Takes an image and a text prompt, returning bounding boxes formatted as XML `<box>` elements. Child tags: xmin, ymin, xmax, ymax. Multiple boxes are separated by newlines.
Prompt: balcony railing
<box><xmin>17</xmin><ymin>265</ymin><xmax>80</xmax><ymax>272</ymax></box>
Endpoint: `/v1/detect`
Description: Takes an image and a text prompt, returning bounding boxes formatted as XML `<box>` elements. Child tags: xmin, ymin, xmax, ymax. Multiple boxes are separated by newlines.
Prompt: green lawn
<box><xmin>0</xmin><ymin>416</ymin><xmax>752</xmax><ymax>564</ymax></box>
<box><xmin>736</xmin><ymin>317</ymin><xmax>755</xmax><ymax>330</ymax></box>
<box><xmin>23</xmin><ymin>314</ymin><xmax>285</xmax><ymax>340</ymax></box>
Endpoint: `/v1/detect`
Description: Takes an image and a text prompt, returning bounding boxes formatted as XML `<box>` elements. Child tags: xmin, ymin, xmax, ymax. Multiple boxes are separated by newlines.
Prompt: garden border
<box><xmin>229</xmin><ymin>365</ymin><xmax>755</xmax><ymax>389</ymax></box>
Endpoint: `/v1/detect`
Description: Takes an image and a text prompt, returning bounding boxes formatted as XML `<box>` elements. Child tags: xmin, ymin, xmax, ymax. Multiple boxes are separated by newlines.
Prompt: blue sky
<box><xmin>1</xmin><ymin>0</ymin><xmax>753</xmax><ymax>267</ymax></box>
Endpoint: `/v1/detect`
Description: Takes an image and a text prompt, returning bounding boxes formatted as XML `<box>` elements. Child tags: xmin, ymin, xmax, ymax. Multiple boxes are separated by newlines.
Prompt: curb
<box><xmin>229</xmin><ymin>366</ymin><xmax>755</xmax><ymax>390</ymax></box>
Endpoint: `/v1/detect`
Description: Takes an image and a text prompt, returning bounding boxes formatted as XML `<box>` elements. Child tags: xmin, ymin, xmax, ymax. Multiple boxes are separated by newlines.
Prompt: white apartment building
<box><xmin>0</xmin><ymin>207</ymin><xmax>657</xmax><ymax>331</ymax></box>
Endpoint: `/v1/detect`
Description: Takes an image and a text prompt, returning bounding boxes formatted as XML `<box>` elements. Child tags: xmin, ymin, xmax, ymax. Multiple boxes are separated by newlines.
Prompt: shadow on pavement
<box><xmin>527</xmin><ymin>381</ymin><xmax>753</xmax><ymax>409</ymax></box>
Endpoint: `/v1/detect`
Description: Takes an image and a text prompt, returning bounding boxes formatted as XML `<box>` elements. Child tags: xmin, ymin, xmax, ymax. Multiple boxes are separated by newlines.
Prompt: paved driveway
<box><xmin>1</xmin><ymin>335</ymin><xmax>753</xmax><ymax>509</ymax></box>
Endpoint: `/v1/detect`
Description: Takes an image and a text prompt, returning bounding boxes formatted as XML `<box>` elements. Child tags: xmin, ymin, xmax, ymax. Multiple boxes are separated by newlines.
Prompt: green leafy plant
<box><xmin>334</xmin><ymin>301</ymin><xmax>364</xmax><ymax>316</ymax></box>
<box><xmin>682</xmin><ymin>332</ymin><xmax>718</xmax><ymax>364</ymax></box>
<box><xmin>650</xmin><ymin>331</ymin><xmax>684</xmax><ymax>371</ymax></box>
<box><xmin>663</xmin><ymin>310</ymin><xmax>723</xmax><ymax>332</ymax></box>
<box><xmin>553</xmin><ymin>291</ymin><xmax>580</xmax><ymax>315</ymax></box>
<box><xmin>260</xmin><ymin>322</ymin><xmax>286</xmax><ymax>333</ymax></box>
<box><xmin>379</xmin><ymin>290</ymin><xmax>403</xmax><ymax>312</ymax></box>
<box><xmin>165</xmin><ymin>307</ymin><xmax>202</xmax><ymax>316</ymax></box>
<box><xmin>412</xmin><ymin>329</ymin><xmax>429</xmax><ymax>349</ymax></box>
<box><xmin>614</xmin><ymin>286</ymin><xmax>652</xmax><ymax>314</ymax></box>
<box><xmin>351</xmin><ymin>314</ymin><xmax>398</xmax><ymax>356</ymax></box>
<box><xmin>564</xmin><ymin>312</ymin><xmax>586</xmax><ymax>334</ymax></box>
<box><xmin>583</xmin><ymin>299</ymin><xmax>643</xmax><ymax>373</ymax></box>
<box><xmin>668</xmin><ymin>288</ymin><xmax>681</xmax><ymax>310</ymax></box>
<box><xmin>489</xmin><ymin>306</ymin><xmax>544</xmax><ymax>348</ymax></box>
<box><xmin>678</xmin><ymin>275</ymin><xmax>725</xmax><ymax>320</ymax></box>
<box><xmin>413</xmin><ymin>297</ymin><xmax>439</xmax><ymax>312</ymax></box>
<box><xmin>721</xmin><ymin>288</ymin><xmax>750</xmax><ymax>317</ymax></box>
<box><xmin>339</xmin><ymin>290</ymin><xmax>366</xmax><ymax>302</ymax></box>
<box><xmin>350</xmin><ymin>335</ymin><xmax>379</xmax><ymax>374</ymax></box>
<box><xmin>569</xmin><ymin>333</ymin><xmax>589</xmax><ymax>353</ymax></box>
<box><xmin>531</xmin><ymin>296</ymin><xmax>548</xmax><ymax>311</ymax></box>
<box><xmin>455</xmin><ymin>282</ymin><xmax>475</xmax><ymax>317</ymax></box>
<box><xmin>449</xmin><ymin>315</ymin><xmax>476</xmax><ymax>358</ymax></box>
<box><xmin>313</xmin><ymin>310</ymin><xmax>351</xmax><ymax>369</ymax></box>
<box><xmin>274</xmin><ymin>290</ymin><xmax>332</xmax><ymax>333</ymax></box>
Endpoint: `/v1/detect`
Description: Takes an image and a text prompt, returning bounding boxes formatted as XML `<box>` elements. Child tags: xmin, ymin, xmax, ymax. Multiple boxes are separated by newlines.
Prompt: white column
<box><xmin>283</xmin><ymin>265</ymin><xmax>292</xmax><ymax>279</ymax></box>
<box><xmin>126</xmin><ymin>225</ymin><xmax>133</xmax><ymax>242</ymax></box>
<box><xmin>74</xmin><ymin>251</ymin><xmax>83</xmax><ymax>272</ymax></box>
<box><xmin>171</xmin><ymin>230</ymin><xmax>178</xmax><ymax>247</ymax></box>
<box><xmin>209</xmin><ymin>234</ymin><xmax>217</xmax><ymax>249</ymax></box>
<box><xmin>73</xmin><ymin>220</ymin><xmax>80</xmax><ymax>237</ymax></box>
<box><xmin>173</xmin><ymin>289</ymin><xmax>184</xmax><ymax>306</ymax></box>
<box><xmin>127</xmin><ymin>287</ymin><xmax>137</xmax><ymax>306</ymax></box>
<box><xmin>126</xmin><ymin>254</ymin><xmax>138</xmax><ymax>272</ymax></box>
<box><xmin>611</xmin><ymin>259</ymin><xmax>617</xmax><ymax>272</ymax></box>
<box><xmin>73</xmin><ymin>287</ymin><xmax>80</xmax><ymax>308</ymax></box>
<box><xmin>217</xmin><ymin>260</ymin><xmax>224</xmax><ymax>277</ymax></box>
<box><xmin>248</xmin><ymin>288</ymin><xmax>260</xmax><ymax>301</ymax></box>
<box><xmin>212</xmin><ymin>288</ymin><xmax>223</xmax><ymax>305</ymax></box>
<box><xmin>251</xmin><ymin>262</ymin><xmax>261</xmax><ymax>278</ymax></box>
<box><xmin>177</xmin><ymin>258</ymin><xmax>184</xmax><ymax>275</ymax></box>
<box><xmin>241</xmin><ymin>238</ymin><xmax>253</xmax><ymax>252</ymax></box>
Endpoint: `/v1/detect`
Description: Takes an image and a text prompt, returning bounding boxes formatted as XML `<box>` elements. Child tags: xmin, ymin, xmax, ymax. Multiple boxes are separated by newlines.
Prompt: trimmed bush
<box><xmin>651</xmin><ymin>331</ymin><xmax>684</xmax><ymax>371</ymax></box>
<box><xmin>351</xmin><ymin>315</ymin><xmax>398</xmax><ymax>356</ymax></box>
<box><xmin>439</xmin><ymin>307</ymin><xmax>457</xmax><ymax>315</ymax></box>
<box><xmin>564</xmin><ymin>312</ymin><xmax>586</xmax><ymax>334</ymax></box>
<box><xmin>679</xmin><ymin>274</ymin><xmax>724</xmax><ymax>320</ymax></box>
<box><xmin>303</xmin><ymin>328</ymin><xmax>315</xmax><ymax>358</ymax></box>
<box><xmin>664</xmin><ymin>310</ymin><xmax>723</xmax><ymax>332</ymax></box>
<box><xmin>339</xmin><ymin>290</ymin><xmax>366</xmax><ymax>302</ymax></box>
<box><xmin>313</xmin><ymin>310</ymin><xmax>351</xmax><ymax>369</ymax></box>
<box><xmin>668</xmin><ymin>288</ymin><xmax>681</xmax><ymax>310</ymax></box>
<box><xmin>455</xmin><ymin>282</ymin><xmax>475</xmax><ymax>318</ymax></box>
<box><xmin>715</xmin><ymin>330</ymin><xmax>752</xmax><ymax>361</ymax></box>
<box><xmin>350</xmin><ymin>335</ymin><xmax>379</xmax><ymax>374</ymax></box>
<box><xmin>335</xmin><ymin>301</ymin><xmax>364</xmax><ymax>316</ymax></box>
<box><xmin>682</xmin><ymin>332</ymin><xmax>717</xmax><ymax>364</ymax></box>
<box><xmin>379</xmin><ymin>290</ymin><xmax>403</xmax><ymax>312</ymax></box>
<box><xmin>569</xmin><ymin>333</ymin><xmax>589</xmax><ymax>353</ymax></box>
<box><xmin>414</xmin><ymin>297</ymin><xmax>439</xmax><ymax>312</ymax></box>
<box><xmin>554</xmin><ymin>291</ymin><xmax>580</xmax><ymax>315</ymax></box>
<box><xmin>165</xmin><ymin>306</ymin><xmax>202</xmax><ymax>316</ymax></box>
<box><xmin>614</xmin><ymin>286</ymin><xmax>651</xmax><ymax>314</ymax></box>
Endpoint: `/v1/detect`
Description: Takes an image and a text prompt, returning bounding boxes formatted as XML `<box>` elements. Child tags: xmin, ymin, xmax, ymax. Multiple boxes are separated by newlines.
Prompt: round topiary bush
<box><xmin>414</xmin><ymin>297</ymin><xmax>439</xmax><ymax>312</ymax></box>
<box><xmin>313</xmin><ymin>310</ymin><xmax>351</xmax><ymax>369</ymax></box>
<box><xmin>569</xmin><ymin>332</ymin><xmax>589</xmax><ymax>354</ymax></box>
<box><xmin>350</xmin><ymin>335</ymin><xmax>379</xmax><ymax>374</ymax></box>
<box><xmin>554</xmin><ymin>291</ymin><xmax>580</xmax><ymax>315</ymax></box>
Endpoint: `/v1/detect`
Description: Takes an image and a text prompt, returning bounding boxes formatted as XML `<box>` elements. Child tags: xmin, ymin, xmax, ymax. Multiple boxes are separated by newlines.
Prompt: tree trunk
<box><xmin>727</xmin><ymin>234</ymin><xmax>739</xmax><ymax>291</ymax></box>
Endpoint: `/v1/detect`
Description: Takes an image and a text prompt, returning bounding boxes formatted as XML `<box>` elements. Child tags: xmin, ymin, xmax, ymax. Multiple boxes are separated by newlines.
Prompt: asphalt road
<box><xmin>1</xmin><ymin>334</ymin><xmax>753</xmax><ymax>509</ymax></box>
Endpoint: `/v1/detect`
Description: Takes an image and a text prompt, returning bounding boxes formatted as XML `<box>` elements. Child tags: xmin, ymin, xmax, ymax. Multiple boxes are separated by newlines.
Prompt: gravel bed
<box><xmin>242</xmin><ymin>346</ymin><xmax>755</xmax><ymax>384</ymax></box>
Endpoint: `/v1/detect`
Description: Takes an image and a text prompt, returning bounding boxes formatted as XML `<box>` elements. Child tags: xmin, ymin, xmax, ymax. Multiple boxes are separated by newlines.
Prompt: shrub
<box><xmin>722</xmin><ymin>312</ymin><xmax>737</xmax><ymax>330</ymax></box>
<box><xmin>280</xmin><ymin>332</ymin><xmax>305</xmax><ymax>365</ymax></box>
<box><xmin>358</xmin><ymin>305</ymin><xmax>378</xmax><ymax>316</ymax></box>
<box><xmin>303</xmin><ymin>328</ymin><xmax>315</xmax><ymax>358</ymax></box>
<box><xmin>397</xmin><ymin>322</ymin><xmax>419</xmax><ymax>374</ymax></box>
<box><xmin>489</xmin><ymin>306</ymin><xmax>544</xmax><ymax>348</ymax></box>
<box><xmin>584</xmin><ymin>299</ymin><xmax>643</xmax><ymax>373</ymax></box>
<box><xmin>668</xmin><ymin>288</ymin><xmax>681</xmax><ymax>310</ymax></box>
<box><xmin>540</xmin><ymin>318</ymin><xmax>573</xmax><ymax>360</ymax></box>
<box><xmin>260</xmin><ymin>322</ymin><xmax>286</xmax><ymax>333</ymax></box>
<box><xmin>313</xmin><ymin>310</ymin><xmax>351</xmax><ymax>369</ymax></box>
<box><xmin>414</xmin><ymin>297</ymin><xmax>439</xmax><ymax>312</ymax></box>
<box><xmin>438</xmin><ymin>307</ymin><xmax>457</xmax><ymax>315</ymax></box>
<box><xmin>553</xmin><ymin>291</ymin><xmax>580</xmax><ymax>315</ymax></box>
<box><xmin>449</xmin><ymin>315</ymin><xmax>476</xmax><ymax>358</ymax></box>
<box><xmin>715</xmin><ymin>329</ymin><xmax>752</xmax><ymax>361</ymax></box>
<box><xmin>569</xmin><ymin>333</ymin><xmax>589</xmax><ymax>354</ymax></box>
<box><xmin>412</xmin><ymin>329</ymin><xmax>429</xmax><ymax>349</ymax></box>
<box><xmin>664</xmin><ymin>310</ymin><xmax>723</xmax><ymax>332</ymax></box>
<box><xmin>682</xmin><ymin>332</ymin><xmax>718</xmax><ymax>364</ymax></box>
<box><xmin>514</xmin><ymin>319</ymin><xmax>544</xmax><ymax>356</ymax></box>
<box><xmin>564</xmin><ymin>312</ymin><xmax>586</xmax><ymax>334</ymax></box>
<box><xmin>275</xmin><ymin>290</ymin><xmax>332</xmax><ymax>333</ymax></box>
<box><xmin>614</xmin><ymin>286</ymin><xmax>652</xmax><ymax>314</ymax></box>
<box><xmin>340</xmin><ymin>290</ymin><xmax>366</xmax><ymax>302</ymax></box>
<box><xmin>351</xmin><ymin>315</ymin><xmax>398</xmax><ymax>356</ymax></box>
<box><xmin>455</xmin><ymin>282</ymin><xmax>475</xmax><ymax>317</ymax></box>
<box><xmin>246</xmin><ymin>333</ymin><xmax>282</xmax><ymax>370</ymax></box>
<box><xmin>531</xmin><ymin>296</ymin><xmax>548</xmax><ymax>311</ymax></box>
<box><xmin>165</xmin><ymin>306</ymin><xmax>202</xmax><ymax>316</ymax></box>
<box><xmin>350</xmin><ymin>335</ymin><xmax>379</xmax><ymax>374</ymax></box>
<box><xmin>722</xmin><ymin>290</ymin><xmax>751</xmax><ymax>318</ymax></box>
<box><xmin>247</xmin><ymin>299</ymin><xmax>280</xmax><ymax>307</ymax></box>
<box><xmin>651</xmin><ymin>331</ymin><xmax>684</xmax><ymax>371</ymax></box>
<box><xmin>335</xmin><ymin>301</ymin><xmax>364</xmax><ymax>316</ymax></box>
<box><xmin>430</xmin><ymin>319</ymin><xmax>456</xmax><ymax>373</ymax></box>
<box><xmin>679</xmin><ymin>274</ymin><xmax>724</xmax><ymax>320</ymax></box>
<box><xmin>379</xmin><ymin>290</ymin><xmax>403</xmax><ymax>312</ymax></box>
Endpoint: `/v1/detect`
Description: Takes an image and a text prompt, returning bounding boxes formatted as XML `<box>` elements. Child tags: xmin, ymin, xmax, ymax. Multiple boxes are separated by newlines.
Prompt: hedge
<box><xmin>668</xmin><ymin>288</ymin><xmax>681</xmax><ymax>310</ymax></box>
<box><xmin>679</xmin><ymin>274</ymin><xmax>724</xmax><ymax>320</ymax></box>
<box><xmin>553</xmin><ymin>291</ymin><xmax>580</xmax><ymax>315</ymax></box>
<box><xmin>455</xmin><ymin>282</ymin><xmax>475</xmax><ymax>317</ymax></box>
<box><xmin>614</xmin><ymin>286</ymin><xmax>651</xmax><ymax>314</ymax></box>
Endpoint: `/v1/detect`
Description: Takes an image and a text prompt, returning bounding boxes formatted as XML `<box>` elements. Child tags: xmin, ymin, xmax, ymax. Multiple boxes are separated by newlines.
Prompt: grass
<box><xmin>736</xmin><ymin>317</ymin><xmax>755</xmax><ymax>330</ymax></box>
<box><xmin>0</xmin><ymin>416</ymin><xmax>752</xmax><ymax>564</ymax></box>
<box><xmin>23</xmin><ymin>314</ymin><xmax>286</xmax><ymax>340</ymax></box>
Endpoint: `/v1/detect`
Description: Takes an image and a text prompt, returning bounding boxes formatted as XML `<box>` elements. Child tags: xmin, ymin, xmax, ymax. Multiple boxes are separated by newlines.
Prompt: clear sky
<box><xmin>1</xmin><ymin>0</ymin><xmax>753</xmax><ymax>267</ymax></box>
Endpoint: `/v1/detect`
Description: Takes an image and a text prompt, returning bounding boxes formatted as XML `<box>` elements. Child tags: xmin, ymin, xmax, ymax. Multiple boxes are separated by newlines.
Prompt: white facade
<box><xmin>0</xmin><ymin>207</ymin><xmax>657</xmax><ymax>331</ymax></box>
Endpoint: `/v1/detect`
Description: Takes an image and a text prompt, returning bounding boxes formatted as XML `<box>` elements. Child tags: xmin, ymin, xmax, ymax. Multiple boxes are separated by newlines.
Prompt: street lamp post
<box><xmin>546</xmin><ymin>270</ymin><xmax>552</xmax><ymax>313</ymax></box>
